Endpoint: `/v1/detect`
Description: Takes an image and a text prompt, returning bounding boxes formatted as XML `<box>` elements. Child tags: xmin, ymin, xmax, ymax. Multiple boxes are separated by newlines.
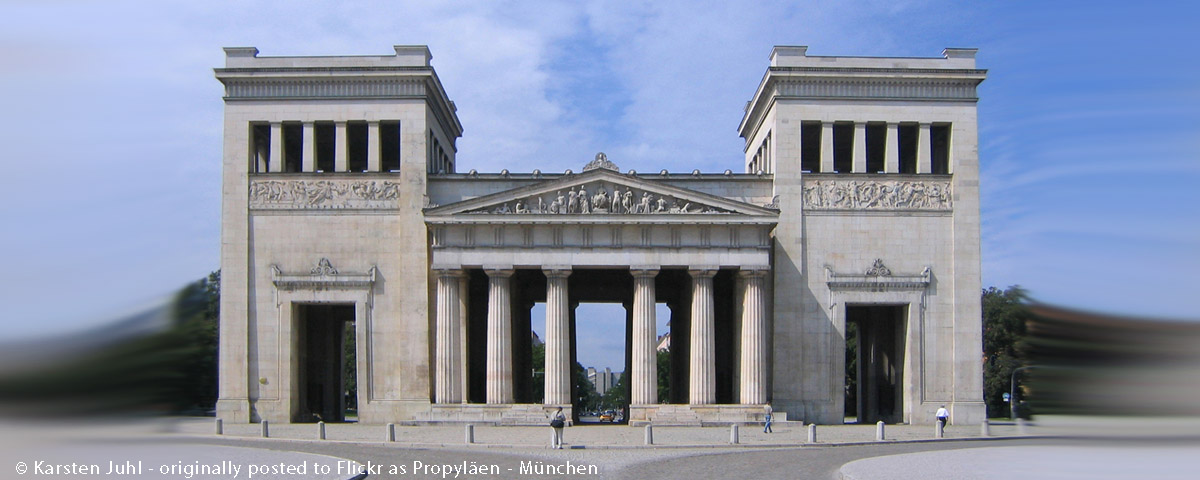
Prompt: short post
<box><xmin>934</xmin><ymin>420</ymin><xmax>944</xmax><ymax>439</ymax></box>
<box><xmin>807</xmin><ymin>423</ymin><xmax>817</xmax><ymax>443</ymax></box>
<box><xmin>318</xmin><ymin>421</ymin><xmax>326</xmax><ymax>440</ymax></box>
<box><xmin>980</xmin><ymin>420</ymin><xmax>989</xmax><ymax>437</ymax></box>
<box><xmin>465</xmin><ymin>424</ymin><xmax>475</xmax><ymax>444</ymax></box>
<box><xmin>1017</xmin><ymin>418</ymin><xmax>1028</xmax><ymax>435</ymax></box>
<box><xmin>875</xmin><ymin>421</ymin><xmax>885</xmax><ymax>441</ymax></box>
<box><xmin>214</xmin><ymin>418</ymin><xmax>223</xmax><ymax>435</ymax></box>
<box><xmin>644</xmin><ymin>425</ymin><xmax>653</xmax><ymax>445</ymax></box>
<box><xmin>386</xmin><ymin>423</ymin><xmax>396</xmax><ymax>442</ymax></box>
<box><xmin>730</xmin><ymin>424</ymin><xmax>739</xmax><ymax>444</ymax></box>
<box><xmin>261</xmin><ymin>420</ymin><xmax>269</xmax><ymax>438</ymax></box>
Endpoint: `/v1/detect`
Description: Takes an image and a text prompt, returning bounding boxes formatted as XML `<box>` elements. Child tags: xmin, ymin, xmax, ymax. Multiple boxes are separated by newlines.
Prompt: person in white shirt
<box><xmin>935</xmin><ymin>405</ymin><xmax>949</xmax><ymax>428</ymax></box>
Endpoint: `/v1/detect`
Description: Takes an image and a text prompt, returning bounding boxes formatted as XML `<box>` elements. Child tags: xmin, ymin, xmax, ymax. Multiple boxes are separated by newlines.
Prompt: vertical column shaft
<box><xmin>458</xmin><ymin>275</ymin><xmax>470</xmax><ymax>403</ymax></box>
<box><xmin>268</xmin><ymin>122</ymin><xmax>283</xmax><ymax>172</ymax></box>
<box><xmin>334</xmin><ymin>122</ymin><xmax>348</xmax><ymax>172</ymax></box>
<box><xmin>486</xmin><ymin>270</ymin><xmax>514</xmax><ymax>404</ymax></box>
<box><xmin>852</xmin><ymin>122</ymin><xmax>867</xmax><ymax>173</ymax></box>
<box><xmin>302</xmin><ymin>122</ymin><xmax>316</xmax><ymax>172</ymax></box>
<box><xmin>689</xmin><ymin>269</ymin><xmax>717</xmax><ymax>405</ymax></box>
<box><xmin>367</xmin><ymin>121</ymin><xmax>381</xmax><ymax>172</ymax></box>
<box><xmin>885</xmin><ymin>123</ymin><xmax>900</xmax><ymax>173</ymax></box>
<box><xmin>631</xmin><ymin>269</ymin><xmax>658</xmax><ymax>405</ymax></box>
<box><xmin>819</xmin><ymin>122</ymin><xmax>834</xmax><ymax>173</ymax></box>
<box><xmin>544</xmin><ymin>269</ymin><xmax>571</xmax><ymax>405</ymax></box>
<box><xmin>917</xmin><ymin>123</ymin><xmax>932</xmax><ymax>174</ymax></box>
<box><xmin>434</xmin><ymin>270</ymin><xmax>462</xmax><ymax>404</ymax></box>
<box><xmin>739</xmin><ymin>270</ymin><xmax>768</xmax><ymax>405</ymax></box>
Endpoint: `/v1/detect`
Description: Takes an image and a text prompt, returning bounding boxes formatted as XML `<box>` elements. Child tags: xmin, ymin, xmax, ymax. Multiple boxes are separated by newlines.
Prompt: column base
<box><xmin>215</xmin><ymin>398</ymin><xmax>252</xmax><ymax>423</ymax></box>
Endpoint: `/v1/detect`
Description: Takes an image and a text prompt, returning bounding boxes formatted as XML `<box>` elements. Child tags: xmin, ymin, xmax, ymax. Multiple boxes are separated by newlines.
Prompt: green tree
<box><xmin>573</xmin><ymin>362</ymin><xmax>600</xmax><ymax>411</ymax></box>
<box><xmin>530</xmin><ymin>342</ymin><xmax>545</xmax><ymax>403</ymax></box>
<box><xmin>982</xmin><ymin>285</ymin><xmax>1031</xmax><ymax>418</ymax></box>
<box><xmin>656</xmin><ymin>349</ymin><xmax>671</xmax><ymax>403</ymax></box>
<box><xmin>599</xmin><ymin>372</ymin><xmax>628</xmax><ymax>410</ymax></box>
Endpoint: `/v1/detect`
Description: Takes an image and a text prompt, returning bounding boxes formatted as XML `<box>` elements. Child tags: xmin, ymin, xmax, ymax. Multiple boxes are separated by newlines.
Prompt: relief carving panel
<box><xmin>803</xmin><ymin>179</ymin><xmax>952</xmax><ymax>211</ymax></box>
<box><xmin>249</xmin><ymin>179</ymin><xmax>401</xmax><ymax>210</ymax></box>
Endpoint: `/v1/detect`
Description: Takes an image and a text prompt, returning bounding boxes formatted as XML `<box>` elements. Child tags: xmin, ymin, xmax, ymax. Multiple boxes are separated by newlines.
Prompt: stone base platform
<box><xmin>630</xmin><ymin>404</ymin><xmax>788</xmax><ymax>426</ymax></box>
<box><xmin>413</xmin><ymin>404</ymin><xmax>572</xmax><ymax>426</ymax></box>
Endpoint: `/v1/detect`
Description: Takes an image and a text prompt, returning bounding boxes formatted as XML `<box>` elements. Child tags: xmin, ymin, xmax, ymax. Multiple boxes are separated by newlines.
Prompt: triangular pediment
<box><xmin>425</xmin><ymin>169</ymin><xmax>778</xmax><ymax>221</ymax></box>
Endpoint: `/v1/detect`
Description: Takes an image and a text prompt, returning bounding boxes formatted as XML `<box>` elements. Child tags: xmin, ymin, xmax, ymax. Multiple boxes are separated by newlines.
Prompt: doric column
<box><xmin>852</xmin><ymin>122</ymin><xmax>867</xmax><ymax>173</ymax></box>
<box><xmin>334</xmin><ymin>122</ymin><xmax>348</xmax><ymax>172</ymax></box>
<box><xmin>485</xmin><ymin>269</ymin><xmax>514</xmax><ymax>404</ymax></box>
<box><xmin>689</xmin><ymin>268</ymin><xmax>717</xmax><ymax>405</ymax></box>
<box><xmin>739</xmin><ymin>269</ymin><xmax>768</xmax><ymax>405</ymax></box>
<box><xmin>631</xmin><ymin>268</ymin><xmax>658</xmax><ymax>405</ymax></box>
<box><xmin>917</xmin><ymin>122</ymin><xmax>932</xmax><ymax>174</ymax></box>
<box><xmin>458</xmin><ymin>274</ymin><xmax>470</xmax><ymax>403</ymax></box>
<box><xmin>302</xmin><ymin>122</ymin><xmax>316</xmax><ymax>172</ymax></box>
<box><xmin>434</xmin><ymin>269</ymin><xmax>463</xmax><ymax>404</ymax></box>
<box><xmin>885</xmin><ymin>122</ymin><xmax>900</xmax><ymax>173</ymax></box>
<box><xmin>544</xmin><ymin>268</ymin><xmax>571</xmax><ymax>405</ymax></box>
<box><xmin>819</xmin><ymin>122</ymin><xmax>834</xmax><ymax>173</ymax></box>
<box><xmin>268</xmin><ymin>122</ymin><xmax>283</xmax><ymax>172</ymax></box>
<box><xmin>367</xmin><ymin>121</ymin><xmax>381</xmax><ymax>172</ymax></box>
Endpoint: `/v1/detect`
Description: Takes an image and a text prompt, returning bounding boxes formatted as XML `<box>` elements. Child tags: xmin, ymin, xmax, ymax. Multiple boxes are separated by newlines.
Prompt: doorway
<box><xmin>294</xmin><ymin>303</ymin><xmax>356</xmax><ymax>423</ymax></box>
<box><xmin>845</xmin><ymin>305</ymin><xmax>906</xmax><ymax>424</ymax></box>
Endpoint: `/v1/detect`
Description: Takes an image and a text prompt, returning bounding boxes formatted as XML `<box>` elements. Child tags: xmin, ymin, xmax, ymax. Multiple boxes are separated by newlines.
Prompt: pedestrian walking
<box><xmin>935</xmin><ymin>405</ymin><xmax>949</xmax><ymax>428</ymax></box>
<box><xmin>549</xmin><ymin>407</ymin><xmax>566</xmax><ymax>449</ymax></box>
<box><xmin>763</xmin><ymin>403</ymin><xmax>773</xmax><ymax>433</ymax></box>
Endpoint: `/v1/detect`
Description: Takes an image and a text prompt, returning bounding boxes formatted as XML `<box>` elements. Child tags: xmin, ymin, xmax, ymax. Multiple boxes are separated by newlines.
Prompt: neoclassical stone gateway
<box><xmin>215</xmin><ymin>45</ymin><xmax>987</xmax><ymax>426</ymax></box>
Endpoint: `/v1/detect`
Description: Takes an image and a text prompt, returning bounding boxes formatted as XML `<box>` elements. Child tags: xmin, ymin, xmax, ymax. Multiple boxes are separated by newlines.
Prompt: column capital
<box><xmin>542</xmin><ymin>265</ymin><xmax>572</xmax><ymax>278</ymax></box>
<box><xmin>737</xmin><ymin>268</ymin><xmax>769</xmax><ymax>279</ymax></box>
<box><xmin>688</xmin><ymin>267</ymin><xmax>719</xmax><ymax>279</ymax></box>
<box><xmin>432</xmin><ymin>267</ymin><xmax>463</xmax><ymax>276</ymax></box>
<box><xmin>630</xmin><ymin>267</ymin><xmax>659</xmax><ymax>278</ymax></box>
<box><xmin>485</xmin><ymin>268</ymin><xmax>514</xmax><ymax>278</ymax></box>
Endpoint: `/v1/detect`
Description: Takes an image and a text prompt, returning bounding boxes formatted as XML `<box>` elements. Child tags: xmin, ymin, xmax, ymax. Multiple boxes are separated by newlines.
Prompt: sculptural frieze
<box><xmin>465</xmin><ymin>181</ymin><xmax>729</xmax><ymax>215</ymax></box>
<box><xmin>582</xmin><ymin>152</ymin><xmax>619</xmax><ymax>172</ymax></box>
<box><xmin>249</xmin><ymin>179</ymin><xmax>401</xmax><ymax>210</ymax></box>
<box><xmin>802</xmin><ymin>179</ymin><xmax>952</xmax><ymax>211</ymax></box>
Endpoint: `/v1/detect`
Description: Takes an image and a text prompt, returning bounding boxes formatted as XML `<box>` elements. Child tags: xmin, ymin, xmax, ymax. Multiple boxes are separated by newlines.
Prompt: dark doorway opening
<box><xmin>295</xmin><ymin>303</ymin><xmax>356</xmax><ymax>423</ymax></box>
<box><xmin>845</xmin><ymin>305</ymin><xmax>906</xmax><ymax>424</ymax></box>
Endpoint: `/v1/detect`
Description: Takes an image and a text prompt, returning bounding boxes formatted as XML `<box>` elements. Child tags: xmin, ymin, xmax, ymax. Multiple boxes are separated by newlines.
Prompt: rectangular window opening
<box><xmin>380</xmin><ymin>121</ymin><xmax>401</xmax><ymax>172</ymax></box>
<box><xmin>931</xmin><ymin>124</ymin><xmax>951</xmax><ymax>174</ymax></box>
<box><xmin>282</xmin><ymin>123</ymin><xmax>303</xmax><ymax>173</ymax></box>
<box><xmin>865</xmin><ymin>123</ymin><xmax>887</xmax><ymax>173</ymax></box>
<box><xmin>897</xmin><ymin>123</ymin><xmax>918</xmax><ymax>174</ymax></box>
<box><xmin>800</xmin><ymin>122</ymin><xmax>822</xmax><ymax>173</ymax></box>
<box><xmin>832</xmin><ymin>122</ymin><xmax>853</xmax><ymax>173</ymax></box>
<box><xmin>251</xmin><ymin>123</ymin><xmax>270</xmax><ymax>173</ymax></box>
<box><xmin>315</xmin><ymin>123</ymin><xmax>335</xmax><ymax>172</ymax></box>
<box><xmin>347</xmin><ymin>122</ymin><xmax>368</xmax><ymax>172</ymax></box>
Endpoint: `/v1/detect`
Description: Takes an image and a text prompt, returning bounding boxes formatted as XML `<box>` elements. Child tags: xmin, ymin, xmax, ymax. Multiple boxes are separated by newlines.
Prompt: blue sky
<box><xmin>1</xmin><ymin>1</ymin><xmax>1197</xmax><ymax>370</ymax></box>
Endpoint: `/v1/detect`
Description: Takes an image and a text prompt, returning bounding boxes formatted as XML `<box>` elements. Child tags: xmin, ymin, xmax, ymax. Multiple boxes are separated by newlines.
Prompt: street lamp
<box><xmin>1009</xmin><ymin>365</ymin><xmax>1035</xmax><ymax>420</ymax></box>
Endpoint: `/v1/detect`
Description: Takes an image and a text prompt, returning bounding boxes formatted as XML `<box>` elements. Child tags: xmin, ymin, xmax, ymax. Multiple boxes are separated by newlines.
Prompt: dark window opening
<box><xmin>282</xmin><ymin>123</ymin><xmax>302</xmax><ymax>173</ymax></box>
<box><xmin>898</xmin><ymin>124</ymin><xmax>918</xmax><ymax>174</ymax></box>
<box><xmin>931</xmin><ymin>124</ymin><xmax>951</xmax><ymax>174</ymax></box>
<box><xmin>380</xmin><ymin>121</ymin><xmax>401</xmax><ymax>172</ymax></box>
<box><xmin>315</xmin><ymin>123</ymin><xmax>335</xmax><ymax>172</ymax></box>
<box><xmin>347</xmin><ymin>122</ymin><xmax>368</xmax><ymax>172</ymax></box>
<box><xmin>833</xmin><ymin>122</ymin><xmax>853</xmax><ymax>173</ymax></box>
<box><xmin>801</xmin><ymin>122</ymin><xmax>822</xmax><ymax>173</ymax></box>
<box><xmin>866</xmin><ymin>123</ymin><xmax>887</xmax><ymax>173</ymax></box>
<box><xmin>251</xmin><ymin>123</ymin><xmax>270</xmax><ymax>173</ymax></box>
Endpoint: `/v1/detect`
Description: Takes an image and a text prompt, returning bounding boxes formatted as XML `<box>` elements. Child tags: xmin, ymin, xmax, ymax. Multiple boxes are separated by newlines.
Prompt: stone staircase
<box><xmin>646</xmin><ymin>405</ymin><xmax>703</xmax><ymax>426</ymax></box>
<box><xmin>498</xmin><ymin>404</ymin><xmax>558</xmax><ymax>426</ymax></box>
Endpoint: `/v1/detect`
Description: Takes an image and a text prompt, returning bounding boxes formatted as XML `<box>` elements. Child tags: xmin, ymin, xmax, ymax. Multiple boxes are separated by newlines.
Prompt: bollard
<box><xmin>730</xmin><ymin>424</ymin><xmax>739</xmax><ymax>444</ymax></box>
<box><xmin>644</xmin><ymin>425</ymin><xmax>653</xmax><ymax>445</ymax></box>
<box><xmin>261</xmin><ymin>420</ymin><xmax>269</xmax><ymax>438</ymax></box>
<box><xmin>1017</xmin><ymin>418</ymin><xmax>1028</xmax><ymax>435</ymax></box>
<box><xmin>214</xmin><ymin>418</ymin><xmax>223</xmax><ymax>435</ymax></box>
<box><xmin>386</xmin><ymin>423</ymin><xmax>396</xmax><ymax>442</ymax></box>
<box><xmin>465</xmin><ymin>424</ymin><xmax>475</xmax><ymax>444</ymax></box>
<box><xmin>875</xmin><ymin>421</ymin><xmax>885</xmax><ymax>441</ymax></box>
<box><xmin>980</xmin><ymin>420</ymin><xmax>990</xmax><ymax>437</ymax></box>
<box><xmin>935</xmin><ymin>420</ymin><xmax>944</xmax><ymax>439</ymax></box>
<box><xmin>807</xmin><ymin>423</ymin><xmax>816</xmax><ymax>443</ymax></box>
<box><xmin>318</xmin><ymin>421</ymin><xmax>326</xmax><ymax>440</ymax></box>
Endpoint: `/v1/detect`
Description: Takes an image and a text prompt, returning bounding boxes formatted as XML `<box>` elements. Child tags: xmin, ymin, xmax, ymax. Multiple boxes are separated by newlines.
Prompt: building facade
<box><xmin>215</xmin><ymin>45</ymin><xmax>986</xmax><ymax>426</ymax></box>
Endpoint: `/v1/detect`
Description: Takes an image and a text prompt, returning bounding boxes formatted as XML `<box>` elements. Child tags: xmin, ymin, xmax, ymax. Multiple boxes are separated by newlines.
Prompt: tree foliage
<box><xmin>981</xmin><ymin>285</ymin><xmax>1031</xmax><ymax>418</ymax></box>
<box><xmin>656</xmin><ymin>348</ymin><xmax>671</xmax><ymax>403</ymax></box>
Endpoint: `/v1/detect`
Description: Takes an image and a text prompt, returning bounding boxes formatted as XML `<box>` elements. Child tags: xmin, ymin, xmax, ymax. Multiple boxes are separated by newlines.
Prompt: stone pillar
<box><xmin>458</xmin><ymin>275</ymin><xmax>470</xmax><ymax>403</ymax></box>
<box><xmin>486</xmin><ymin>269</ymin><xmax>514</xmax><ymax>404</ymax></box>
<box><xmin>819</xmin><ymin>122</ymin><xmax>834</xmax><ymax>173</ymax></box>
<box><xmin>689</xmin><ymin>268</ymin><xmax>717</xmax><ymax>405</ymax></box>
<box><xmin>268</xmin><ymin>122</ymin><xmax>283</xmax><ymax>172</ymax></box>
<box><xmin>885</xmin><ymin>122</ymin><xmax>900</xmax><ymax>173</ymax></box>
<box><xmin>631</xmin><ymin>268</ymin><xmax>658</xmax><ymax>405</ymax></box>
<box><xmin>917</xmin><ymin>122</ymin><xmax>932</xmax><ymax>174</ymax></box>
<box><xmin>302</xmin><ymin>122</ymin><xmax>316</xmax><ymax>172</ymax></box>
<box><xmin>367</xmin><ymin>121</ymin><xmax>381</xmax><ymax>172</ymax></box>
<box><xmin>434</xmin><ymin>270</ymin><xmax>463</xmax><ymax>404</ymax></box>
<box><xmin>334</xmin><ymin>122</ymin><xmax>348</xmax><ymax>172</ymax></box>
<box><xmin>544</xmin><ymin>268</ymin><xmax>571</xmax><ymax>405</ymax></box>
<box><xmin>739</xmin><ymin>269</ymin><xmax>768</xmax><ymax>405</ymax></box>
<box><xmin>852</xmin><ymin>122</ymin><xmax>867</xmax><ymax>173</ymax></box>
